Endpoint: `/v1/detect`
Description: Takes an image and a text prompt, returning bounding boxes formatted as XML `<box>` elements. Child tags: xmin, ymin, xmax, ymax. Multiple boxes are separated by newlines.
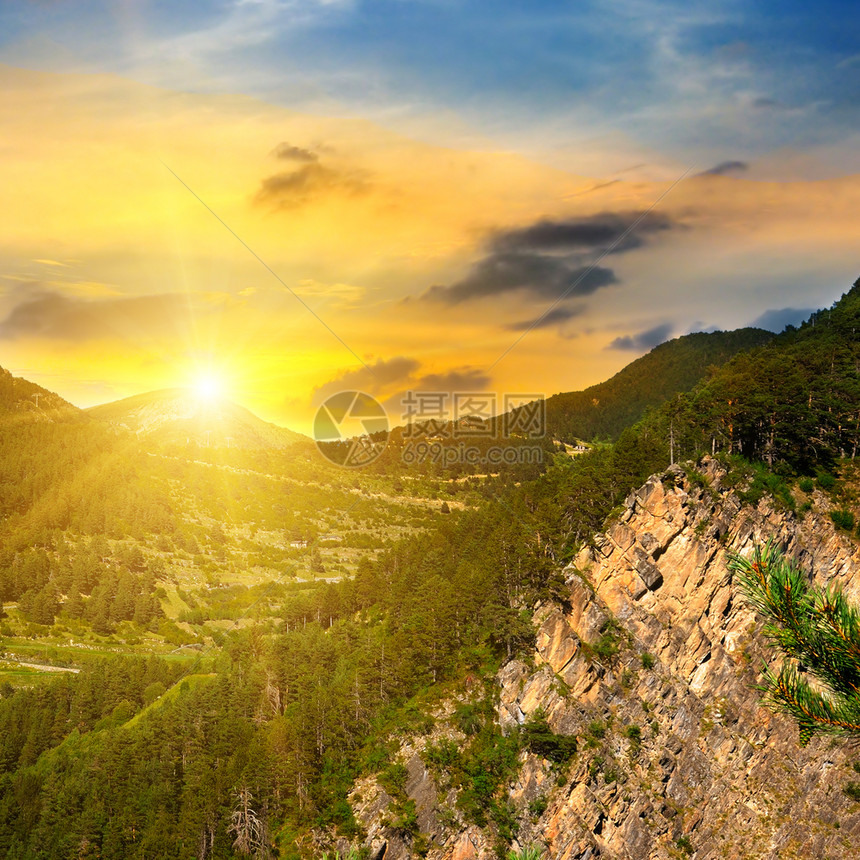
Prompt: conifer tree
<box><xmin>730</xmin><ymin>542</ymin><xmax>860</xmax><ymax>745</ymax></box>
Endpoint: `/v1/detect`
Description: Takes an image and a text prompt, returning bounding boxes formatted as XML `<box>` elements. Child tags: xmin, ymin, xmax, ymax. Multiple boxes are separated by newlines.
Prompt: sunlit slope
<box><xmin>87</xmin><ymin>388</ymin><xmax>306</xmax><ymax>449</ymax></box>
<box><xmin>0</xmin><ymin>365</ymin><xmax>82</xmax><ymax>423</ymax></box>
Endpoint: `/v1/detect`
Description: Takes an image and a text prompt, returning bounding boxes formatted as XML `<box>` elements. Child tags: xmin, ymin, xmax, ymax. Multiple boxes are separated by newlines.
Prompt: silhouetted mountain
<box><xmin>87</xmin><ymin>388</ymin><xmax>305</xmax><ymax>449</ymax></box>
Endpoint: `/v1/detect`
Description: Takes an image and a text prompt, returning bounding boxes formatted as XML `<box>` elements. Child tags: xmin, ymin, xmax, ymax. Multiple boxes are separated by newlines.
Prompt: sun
<box><xmin>192</xmin><ymin>373</ymin><xmax>224</xmax><ymax>403</ymax></box>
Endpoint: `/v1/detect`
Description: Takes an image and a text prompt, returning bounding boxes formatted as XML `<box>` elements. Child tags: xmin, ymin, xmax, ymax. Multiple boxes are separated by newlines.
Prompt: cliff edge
<box><xmin>348</xmin><ymin>458</ymin><xmax>860</xmax><ymax>859</ymax></box>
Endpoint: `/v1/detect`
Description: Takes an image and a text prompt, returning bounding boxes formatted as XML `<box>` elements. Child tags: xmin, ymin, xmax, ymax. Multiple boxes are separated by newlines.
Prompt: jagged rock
<box><xmin>351</xmin><ymin>460</ymin><xmax>860</xmax><ymax>859</ymax></box>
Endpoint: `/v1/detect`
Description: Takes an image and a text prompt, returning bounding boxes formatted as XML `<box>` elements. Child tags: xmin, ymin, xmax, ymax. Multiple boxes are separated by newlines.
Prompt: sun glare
<box><xmin>192</xmin><ymin>373</ymin><xmax>224</xmax><ymax>403</ymax></box>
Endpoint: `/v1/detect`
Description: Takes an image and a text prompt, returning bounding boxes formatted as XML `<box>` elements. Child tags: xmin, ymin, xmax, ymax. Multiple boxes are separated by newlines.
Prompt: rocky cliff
<box><xmin>345</xmin><ymin>458</ymin><xmax>860</xmax><ymax>859</ymax></box>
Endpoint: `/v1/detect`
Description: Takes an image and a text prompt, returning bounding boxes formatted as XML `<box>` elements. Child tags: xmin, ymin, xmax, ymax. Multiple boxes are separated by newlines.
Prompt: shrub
<box><xmin>843</xmin><ymin>782</ymin><xmax>860</xmax><ymax>802</ymax></box>
<box><xmin>738</xmin><ymin>464</ymin><xmax>796</xmax><ymax>512</ymax></box>
<box><xmin>817</xmin><ymin>472</ymin><xmax>836</xmax><ymax>491</ymax></box>
<box><xmin>676</xmin><ymin>835</ymin><xmax>694</xmax><ymax>855</ymax></box>
<box><xmin>453</xmin><ymin>703</ymin><xmax>483</xmax><ymax>736</ymax></box>
<box><xmin>508</xmin><ymin>847</ymin><xmax>543</xmax><ymax>860</ymax></box>
<box><xmin>520</xmin><ymin>713</ymin><xmax>577</xmax><ymax>764</ymax></box>
<box><xmin>830</xmin><ymin>510</ymin><xmax>855</xmax><ymax>532</ymax></box>
<box><xmin>528</xmin><ymin>795</ymin><xmax>548</xmax><ymax>819</ymax></box>
<box><xmin>379</xmin><ymin>762</ymin><xmax>408</xmax><ymax>797</ymax></box>
<box><xmin>425</xmin><ymin>738</ymin><xmax>460</xmax><ymax>771</ymax></box>
<box><xmin>587</xmin><ymin>720</ymin><xmax>606</xmax><ymax>739</ymax></box>
<box><xmin>798</xmin><ymin>478</ymin><xmax>814</xmax><ymax>494</ymax></box>
<box><xmin>641</xmin><ymin>652</ymin><xmax>655</xmax><ymax>670</ymax></box>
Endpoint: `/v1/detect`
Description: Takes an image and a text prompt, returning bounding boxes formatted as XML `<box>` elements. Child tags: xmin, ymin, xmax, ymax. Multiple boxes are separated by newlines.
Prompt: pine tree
<box><xmin>730</xmin><ymin>542</ymin><xmax>860</xmax><ymax>745</ymax></box>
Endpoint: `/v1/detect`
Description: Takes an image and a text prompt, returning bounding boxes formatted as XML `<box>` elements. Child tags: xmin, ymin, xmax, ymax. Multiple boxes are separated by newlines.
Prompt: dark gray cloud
<box><xmin>422</xmin><ymin>211</ymin><xmax>676</xmax><ymax>306</ymax></box>
<box><xmin>752</xmin><ymin>97</ymin><xmax>780</xmax><ymax>109</ymax></box>
<box><xmin>256</xmin><ymin>162</ymin><xmax>369</xmax><ymax>208</ymax></box>
<box><xmin>490</xmin><ymin>211</ymin><xmax>673</xmax><ymax>255</ymax></box>
<box><xmin>0</xmin><ymin>291</ymin><xmax>191</xmax><ymax>341</ymax></box>
<box><xmin>698</xmin><ymin>160</ymin><xmax>749</xmax><ymax>177</ymax></box>
<box><xmin>415</xmin><ymin>368</ymin><xmax>491</xmax><ymax>391</ymax></box>
<box><xmin>506</xmin><ymin>305</ymin><xmax>585</xmax><ymax>331</ymax></box>
<box><xmin>313</xmin><ymin>356</ymin><xmax>492</xmax><ymax>406</ymax></box>
<box><xmin>272</xmin><ymin>142</ymin><xmax>319</xmax><ymax>162</ymax></box>
<box><xmin>312</xmin><ymin>356</ymin><xmax>420</xmax><ymax>404</ymax></box>
<box><xmin>750</xmin><ymin>307</ymin><xmax>815</xmax><ymax>333</ymax></box>
<box><xmin>607</xmin><ymin>323</ymin><xmax>674</xmax><ymax>351</ymax></box>
<box><xmin>424</xmin><ymin>258</ymin><xmax>616</xmax><ymax>305</ymax></box>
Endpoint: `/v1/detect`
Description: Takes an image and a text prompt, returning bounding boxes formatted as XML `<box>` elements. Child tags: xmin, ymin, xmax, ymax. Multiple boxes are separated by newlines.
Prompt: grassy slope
<box><xmin>541</xmin><ymin>327</ymin><xmax>774</xmax><ymax>442</ymax></box>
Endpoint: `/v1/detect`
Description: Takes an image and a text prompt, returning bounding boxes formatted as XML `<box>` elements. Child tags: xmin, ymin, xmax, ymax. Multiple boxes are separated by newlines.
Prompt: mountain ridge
<box><xmin>87</xmin><ymin>387</ymin><xmax>307</xmax><ymax>449</ymax></box>
<box><xmin>0</xmin><ymin>365</ymin><xmax>82</xmax><ymax>423</ymax></box>
<box><xmin>536</xmin><ymin>327</ymin><xmax>775</xmax><ymax>443</ymax></box>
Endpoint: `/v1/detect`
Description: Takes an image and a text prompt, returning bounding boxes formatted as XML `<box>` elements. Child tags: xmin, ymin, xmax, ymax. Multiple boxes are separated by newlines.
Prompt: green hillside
<box><xmin>0</xmin><ymin>365</ymin><xmax>81</xmax><ymax>422</ymax></box>
<box><xmin>536</xmin><ymin>327</ymin><xmax>774</xmax><ymax>443</ymax></box>
<box><xmin>3</xmin><ymin>277</ymin><xmax>860</xmax><ymax>858</ymax></box>
<box><xmin>641</xmin><ymin>277</ymin><xmax>860</xmax><ymax>473</ymax></box>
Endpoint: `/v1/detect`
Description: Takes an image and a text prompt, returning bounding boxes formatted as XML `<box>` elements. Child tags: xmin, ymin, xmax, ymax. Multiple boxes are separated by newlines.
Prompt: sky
<box><xmin>0</xmin><ymin>0</ymin><xmax>859</xmax><ymax>432</ymax></box>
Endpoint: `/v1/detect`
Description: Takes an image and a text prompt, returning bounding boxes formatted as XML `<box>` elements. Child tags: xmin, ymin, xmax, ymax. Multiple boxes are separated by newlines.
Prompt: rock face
<box><xmin>350</xmin><ymin>459</ymin><xmax>860</xmax><ymax>859</ymax></box>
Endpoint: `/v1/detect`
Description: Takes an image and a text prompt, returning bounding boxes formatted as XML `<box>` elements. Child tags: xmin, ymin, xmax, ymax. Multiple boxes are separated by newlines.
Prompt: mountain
<box><xmin>0</xmin><ymin>365</ymin><xmax>82</xmax><ymax>423</ymax></box>
<box><xmin>528</xmin><ymin>328</ymin><xmax>774</xmax><ymax>443</ymax></box>
<box><xmin>4</xmin><ymin>279</ymin><xmax>860</xmax><ymax>859</ymax></box>
<box><xmin>643</xmin><ymin>277</ymin><xmax>860</xmax><ymax>473</ymax></box>
<box><xmin>87</xmin><ymin>388</ymin><xmax>306</xmax><ymax>449</ymax></box>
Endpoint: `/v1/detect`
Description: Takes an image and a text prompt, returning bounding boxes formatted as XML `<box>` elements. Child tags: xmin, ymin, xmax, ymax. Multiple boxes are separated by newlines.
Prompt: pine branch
<box><xmin>758</xmin><ymin>661</ymin><xmax>860</xmax><ymax>746</ymax></box>
<box><xmin>730</xmin><ymin>541</ymin><xmax>860</xmax><ymax>745</ymax></box>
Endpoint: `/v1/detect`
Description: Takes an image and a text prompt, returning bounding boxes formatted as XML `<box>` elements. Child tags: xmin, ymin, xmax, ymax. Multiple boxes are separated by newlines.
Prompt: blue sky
<box><xmin>2</xmin><ymin>0</ymin><xmax>859</xmax><ymax>176</ymax></box>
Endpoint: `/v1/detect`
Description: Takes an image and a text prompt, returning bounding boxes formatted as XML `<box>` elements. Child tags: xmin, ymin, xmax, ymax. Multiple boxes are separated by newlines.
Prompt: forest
<box><xmin>1</xmin><ymin>278</ymin><xmax>860</xmax><ymax>857</ymax></box>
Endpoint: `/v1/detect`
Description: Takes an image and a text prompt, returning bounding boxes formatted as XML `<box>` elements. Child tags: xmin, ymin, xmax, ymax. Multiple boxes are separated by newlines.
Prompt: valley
<box><xmin>3</xmin><ymin>282</ymin><xmax>860</xmax><ymax>857</ymax></box>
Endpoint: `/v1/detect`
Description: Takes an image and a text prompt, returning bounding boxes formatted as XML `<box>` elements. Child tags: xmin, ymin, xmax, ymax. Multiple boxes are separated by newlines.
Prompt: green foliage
<box><xmin>378</xmin><ymin>763</ymin><xmax>408</xmax><ymax>797</ymax></box>
<box><xmin>527</xmin><ymin>328</ymin><xmax>773</xmax><ymax>444</ymax></box>
<box><xmin>585</xmin><ymin>620</ymin><xmax>623</xmax><ymax>663</ymax></box>
<box><xmin>389</xmin><ymin>798</ymin><xmax>418</xmax><ymax>836</ymax></box>
<box><xmin>798</xmin><ymin>478</ymin><xmax>814</xmax><ymax>494</ymax></box>
<box><xmin>843</xmin><ymin>782</ymin><xmax>860</xmax><ymax>802</ymax></box>
<box><xmin>320</xmin><ymin>849</ymin><xmax>362</xmax><ymax>860</ymax></box>
<box><xmin>624</xmin><ymin>724</ymin><xmax>642</xmax><ymax>744</ymax></box>
<box><xmin>818</xmin><ymin>473</ymin><xmax>837</xmax><ymax>491</ymax></box>
<box><xmin>731</xmin><ymin>542</ymin><xmax>860</xmax><ymax>745</ymax></box>
<box><xmin>676</xmin><ymin>835</ymin><xmax>694</xmax><ymax>855</ymax></box>
<box><xmin>528</xmin><ymin>795</ymin><xmax>548</xmax><ymax>819</ymax></box>
<box><xmin>641</xmin><ymin>652</ymin><xmax>655</xmax><ymax>670</ymax></box>
<box><xmin>584</xmin><ymin>720</ymin><xmax>607</xmax><ymax>750</ymax></box>
<box><xmin>619</xmin><ymin>281</ymin><xmax>860</xmax><ymax>474</ymax></box>
<box><xmin>426</xmin><ymin>710</ymin><xmax>520</xmax><ymax>835</ymax></box>
<box><xmin>587</xmin><ymin>755</ymin><xmax>604</xmax><ymax>779</ymax></box>
<box><xmin>830</xmin><ymin>510</ymin><xmax>856</xmax><ymax>532</ymax></box>
<box><xmin>520</xmin><ymin>712</ymin><xmax>577</xmax><ymax>764</ymax></box>
<box><xmin>507</xmin><ymin>846</ymin><xmax>544</xmax><ymax>860</ymax></box>
<box><xmin>737</xmin><ymin>463</ymin><xmax>796</xmax><ymax>512</ymax></box>
<box><xmin>454</xmin><ymin>703</ymin><xmax>483</xmax><ymax>736</ymax></box>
